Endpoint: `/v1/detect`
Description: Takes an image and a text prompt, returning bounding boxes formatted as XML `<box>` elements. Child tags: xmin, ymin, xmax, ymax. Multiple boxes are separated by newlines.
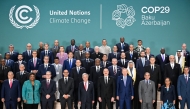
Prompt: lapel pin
<box><xmin>121</xmin><ymin>79</ymin><xmax>123</xmax><ymax>80</ymax></box>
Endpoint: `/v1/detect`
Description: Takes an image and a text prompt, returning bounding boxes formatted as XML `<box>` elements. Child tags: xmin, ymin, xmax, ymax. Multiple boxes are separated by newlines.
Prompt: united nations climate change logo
<box><xmin>112</xmin><ymin>4</ymin><xmax>136</xmax><ymax>29</ymax></box>
<box><xmin>9</xmin><ymin>5</ymin><xmax>40</xmax><ymax>29</ymax></box>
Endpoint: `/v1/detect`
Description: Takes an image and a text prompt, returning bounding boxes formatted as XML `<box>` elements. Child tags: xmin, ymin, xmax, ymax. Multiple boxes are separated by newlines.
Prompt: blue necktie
<box><xmin>124</xmin><ymin>76</ymin><xmax>126</xmax><ymax>86</ymax></box>
<box><xmin>69</xmin><ymin>60</ymin><xmax>72</xmax><ymax>68</ymax></box>
<box><xmin>121</xmin><ymin>43</ymin><xmax>124</xmax><ymax>50</ymax></box>
<box><xmin>142</xmin><ymin>59</ymin><xmax>145</xmax><ymax>66</ymax></box>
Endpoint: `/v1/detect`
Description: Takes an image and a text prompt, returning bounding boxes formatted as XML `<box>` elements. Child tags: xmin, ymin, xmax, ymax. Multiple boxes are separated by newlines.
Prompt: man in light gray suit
<box><xmin>52</xmin><ymin>57</ymin><xmax>63</xmax><ymax>101</ymax></box>
<box><xmin>139</xmin><ymin>72</ymin><xmax>156</xmax><ymax>109</ymax></box>
<box><xmin>74</xmin><ymin>44</ymin><xmax>85</xmax><ymax>60</ymax></box>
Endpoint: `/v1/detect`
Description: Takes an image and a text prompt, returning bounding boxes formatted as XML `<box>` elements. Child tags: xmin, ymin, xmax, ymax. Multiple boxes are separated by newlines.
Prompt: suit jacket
<box><xmin>161</xmin><ymin>85</ymin><xmax>176</xmax><ymax>103</ymax></box>
<box><xmin>37</xmin><ymin>64</ymin><xmax>56</xmax><ymax>81</ymax></box>
<box><xmin>177</xmin><ymin>75</ymin><xmax>190</xmax><ymax>99</ymax></box>
<box><xmin>50</xmin><ymin>46</ymin><xmax>60</xmax><ymax>58</ymax></box>
<box><xmin>116</xmin><ymin>42</ymin><xmax>129</xmax><ymax>52</ymax></box>
<box><xmin>71</xmin><ymin>67</ymin><xmax>86</xmax><ymax>89</ymax></box>
<box><xmin>90</xmin><ymin>52</ymin><xmax>103</xmax><ymax>61</ymax></box>
<box><xmin>116</xmin><ymin>76</ymin><xmax>134</xmax><ymax>99</ymax></box>
<box><xmin>74</xmin><ymin>50</ymin><xmax>86</xmax><ymax>60</ymax></box>
<box><xmin>66</xmin><ymin>45</ymin><xmax>79</xmax><ymax>54</ymax></box>
<box><xmin>1</xmin><ymin>79</ymin><xmax>21</xmax><ymax>101</ymax></box>
<box><xmin>98</xmin><ymin>76</ymin><xmax>115</xmax><ymax>98</ymax></box>
<box><xmin>83</xmin><ymin>47</ymin><xmax>94</xmax><ymax>54</ymax></box>
<box><xmin>5</xmin><ymin>59</ymin><xmax>14</xmax><ymax>71</ymax></box>
<box><xmin>81</xmin><ymin>58</ymin><xmax>94</xmax><ymax>74</ymax></box>
<box><xmin>108</xmin><ymin>52</ymin><xmax>121</xmax><ymax>62</ymax></box>
<box><xmin>145</xmin><ymin>54</ymin><xmax>154</xmax><ymax>60</ymax></box>
<box><xmin>155</xmin><ymin>54</ymin><xmax>169</xmax><ymax>73</ymax></box>
<box><xmin>15</xmin><ymin>71</ymin><xmax>29</xmax><ymax>88</ymax></box>
<box><xmin>63</xmin><ymin>59</ymin><xmax>76</xmax><ymax>75</ymax></box>
<box><xmin>14</xmin><ymin>61</ymin><xmax>27</xmax><ymax>74</ymax></box>
<box><xmin>0</xmin><ymin>66</ymin><xmax>11</xmax><ymax>80</ymax></box>
<box><xmin>58</xmin><ymin>77</ymin><xmax>74</xmax><ymax>99</ymax></box>
<box><xmin>164</xmin><ymin>63</ymin><xmax>181</xmax><ymax>86</ymax></box>
<box><xmin>52</xmin><ymin>63</ymin><xmax>63</xmax><ymax>81</ymax></box>
<box><xmin>117</xmin><ymin>59</ymin><xmax>128</xmax><ymax>68</ymax></box>
<box><xmin>100</xmin><ymin>61</ymin><xmax>112</xmax><ymax>68</ymax></box>
<box><xmin>108</xmin><ymin>66</ymin><xmax>122</xmax><ymax>84</ymax></box>
<box><xmin>0</xmin><ymin>54</ymin><xmax>2</xmax><ymax>61</ymax></box>
<box><xmin>22</xmin><ymin>50</ymin><xmax>33</xmax><ymax>63</ymax></box>
<box><xmin>89</xmin><ymin>66</ymin><xmax>104</xmax><ymax>89</ymax></box>
<box><xmin>78</xmin><ymin>81</ymin><xmax>94</xmax><ymax>103</ymax></box>
<box><xmin>145</xmin><ymin>64</ymin><xmax>161</xmax><ymax>86</ymax></box>
<box><xmin>27</xmin><ymin>58</ymin><xmax>41</xmax><ymax>72</ymax></box>
<box><xmin>125</xmin><ymin>51</ymin><xmax>138</xmax><ymax>64</ymax></box>
<box><xmin>41</xmin><ymin>80</ymin><xmax>56</xmax><ymax>101</ymax></box>
<box><xmin>4</xmin><ymin>51</ymin><xmax>19</xmax><ymax>62</ymax></box>
<box><xmin>138</xmin><ymin>80</ymin><xmax>156</xmax><ymax>103</ymax></box>
<box><xmin>37</xmin><ymin>48</ymin><xmax>44</xmax><ymax>58</ymax></box>
<box><xmin>40</xmin><ymin>50</ymin><xmax>54</xmax><ymax>64</ymax></box>
<box><xmin>136</xmin><ymin>58</ymin><xmax>150</xmax><ymax>79</ymax></box>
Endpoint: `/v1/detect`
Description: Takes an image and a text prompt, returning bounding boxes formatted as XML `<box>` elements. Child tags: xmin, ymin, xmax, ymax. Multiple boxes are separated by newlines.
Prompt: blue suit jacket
<box><xmin>40</xmin><ymin>50</ymin><xmax>54</xmax><ymax>64</ymax></box>
<box><xmin>37</xmin><ymin>64</ymin><xmax>56</xmax><ymax>81</ymax></box>
<box><xmin>161</xmin><ymin>85</ymin><xmax>176</xmax><ymax>103</ymax></box>
<box><xmin>65</xmin><ymin>45</ymin><xmax>79</xmax><ymax>54</ymax></box>
<box><xmin>5</xmin><ymin>59</ymin><xmax>14</xmax><ymax>71</ymax></box>
<box><xmin>155</xmin><ymin>54</ymin><xmax>169</xmax><ymax>72</ymax></box>
<box><xmin>116</xmin><ymin>42</ymin><xmax>129</xmax><ymax>52</ymax></box>
<box><xmin>63</xmin><ymin>59</ymin><xmax>76</xmax><ymax>75</ymax></box>
<box><xmin>28</xmin><ymin>58</ymin><xmax>41</xmax><ymax>72</ymax></box>
<box><xmin>108</xmin><ymin>66</ymin><xmax>122</xmax><ymax>84</ymax></box>
<box><xmin>22</xmin><ymin>51</ymin><xmax>33</xmax><ymax>63</ymax></box>
<box><xmin>41</xmin><ymin>80</ymin><xmax>56</xmax><ymax>101</ymax></box>
<box><xmin>4</xmin><ymin>51</ymin><xmax>19</xmax><ymax>62</ymax></box>
<box><xmin>1</xmin><ymin>79</ymin><xmax>21</xmax><ymax>101</ymax></box>
<box><xmin>136</xmin><ymin>58</ymin><xmax>150</xmax><ymax>79</ymax></box>
<box><xmin>108</xmin><ymin>52</ymin><xmax>121</xmax><ymax>62</ymax></box>
<box><xmin>117</xmin><ymin>76</ymin><xmax>134</xmax><ymax>99</ymax></box>
<box><xmin>83</xmin><ymin>47</ymin><xmax>94</xmax><ymax>54</ymax></box>
<box><xmin>100</xmin><ymin>61</ymin><xmax>112</xmax><ymax>68</ymax></box>
<box><xmin>177</xmin><ymin>75</ymin><xmax>190</xmax><ymax>98</ymax></box>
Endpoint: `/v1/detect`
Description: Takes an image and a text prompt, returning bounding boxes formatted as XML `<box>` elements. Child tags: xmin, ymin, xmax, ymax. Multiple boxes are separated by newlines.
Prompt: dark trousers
<box><xmin>17</xmin><ymin>100</ymin><xmax>25</xmax><ymax>109</ymax></box>
<box><xmin>93</xmin><ymin>88</ymin><xmax>101</xmax><ymax>109</ymax></box>
<box><xmin>41</xmin><ymin>100</ymin><xmax>54</xmax><ymax>109</ymax></box>
<box><xmin>101</xmin><ymin>97</ymin><xmax>113</xmax><ymax>109</ymax></box>
<box><xmin>25</xmin><ymin>104</ymin><xmax>38</xmax><ymax>109</ymax></box>
<box><xmin>74</xmin><ymin>88</ymin><xmax>79</xmax><ymax>109</ymax></box>
<box><xmin>134</xmin><ymin>77</ymin><xmax>141</xmax><ymax>109</ymax></box>
<box><xmin>81</xmin><ymin>101</ymin><xmax>92</xmax><ymax>109</ymax></box>
<box><xmin>0</xmin><ymin>100</ymin><xmax>3</xmax><ymax>109</ymax></box>
<box><xmin>5</xmin><ymin>100</ymin><xmax>17</xmax><ymax>109</ymax></box>
<box><xmin>60</xmin><ymin>97</ymin><xmax>73</xmax><ymax>109</ymax></box>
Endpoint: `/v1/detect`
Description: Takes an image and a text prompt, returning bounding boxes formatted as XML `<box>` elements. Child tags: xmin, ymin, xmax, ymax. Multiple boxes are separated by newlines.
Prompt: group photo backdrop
<box><xmin>0</xmin><ymin>0</ymin><xmax>190</xmax><ymax>55</ymax></box>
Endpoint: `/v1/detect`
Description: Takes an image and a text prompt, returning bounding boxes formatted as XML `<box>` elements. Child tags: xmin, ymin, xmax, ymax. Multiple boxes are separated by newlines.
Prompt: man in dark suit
<box><xmin>28</xmin><ymin>51</ymin><xmax>41</xmax><ymax>73</ymax></box>
<box><xmin>1</xmin><ymin>71</ymin><xmax>21</xmax><ymax>109</ymax></box>
<box><xmin>145</xmin><ymin>56</ymin><xmax>161</xmax><ymax>109</ymax></box>
<box><xmin>164</xmin><ymin>55</ymin><xmax>181</xmax><ymax>109</ymax></box>
<box><xmin>181</xmin><ymin>43</ymin><xmax>190</xmax><ymax>66</ymax></box>
<box><xmin>101</xmin><ymin>54</ymin><xmax>112</xmax><ymax>68</ymax></box>
<box><xmin>116</xmin><ymin>37</ymin><xmax>129</xmax><ymax>52</ymax></box>
<box><xmin>37</xmin><ymin>56</ymin><xmax>56</xmax><ymax>81</ymax></box>
<box><xmin>63</xmin><ymin>52</ymin><xmax>76</xmax><ymax>75</ymax></box>
<box><xmin>14</xmin><ymin>54</ymin><xmax>27</xmax><ymax>74</ymax></box>
<box><xmin>66</xmin><ymin>39</ymin><xmax>79</xmax><ymax>54</ymax></box>
<box><xmin>59</xmin><ymin>69</ymin><xmax>74</xmax><ymax>109</ymax></box>
<box><xmin>71</xmin><ymin>60</ymin><xmax>86</xmax><ymax>109</ymax></box>
<box><xmin>81</xmin><ymin>52</ymin><xmax>94</xmax><ymax>74</ymax></box>
<box><xmin>15</xmin><ymin>64</ymin><xmax>29</xmax><ymax>109</ymax></box>
<box><xmin>90</xmin><ymin>46</ymin><xmax>103</xmax><ymax>61</ymax></box>
<box><xmin>83</xmin><ymin>41</ymin><xmax>94</xmax><ymax>54</ymax></box>
<box><xmin>41</xmin><ymin>71</ymin><xmax>56</xmax><ymax>109</ymax></box>
<box><xmin>22</xmin><ymin>43</ymin><xmax>33</xmax><ymax>63</ymax></box>
<box><xmin>37</xmin><ymin>42</ymin><xmax>44</xmax><ymax>58</ymax></box>
<box><xmin>98</xmin><ymin>68</ymin><xmax>115</xmax><ymax>109</ymax></box>
<box><xmin>90</xmin><ymin>58</ymin><xmax>103</xmax><ymax>109</ymax></box>
<box><xmin>125</xmin><ymin>44</ymin><xmax>138</xmax><ymax>64</ymax></box>
<box><xmin>50</xmin><ymin>40</ymin><xmax>60</xmax><ymax>58</ymax></box>
<box><xmin>0</xmin><ymin>54</ymin><xmax>2</xmax><ymax>61</ymax></box>
<box><xmin>4</xmin><ymin>44</ymin><xmax>19</xmax><ymax>62</ymax></box>
<box><xmin>117</xmin><ymin>52</ymin><xmax>128</xmax><ymax>68</ymax></box>
<box><xmin>5</xmin><ymin>53</ymin><xmax>14</xmax><ymax>71</ymax></box>
<box><xmin>145</xmin><ymin>47</ymin><xmax>154</xmax><ymax>60</ymax></box>
<box><xmin>40</xmin><ymin>43</ymin><xmax>54</xmax><ymax>64</ymax></box>
<box><xmin>134</xmin><ymin>40</ymin><xmax>146</xmax><ymax>56</ymax></box>
<box><xmin>74</xmin><ymin>44</ymin><xmax>86</xmax><ymax>60</ymax></box>
<box><xmin>156</xmin><ymin>48</ymin><xmax>169</xmax><ymax>84</ymax></box>
<box><xmin>108</xmin><ymin>46</ymin><xmax>121</xmax><ymax>62</ymax></box>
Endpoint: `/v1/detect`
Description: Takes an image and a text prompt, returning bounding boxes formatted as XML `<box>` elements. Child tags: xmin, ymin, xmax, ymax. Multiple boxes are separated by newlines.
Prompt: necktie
<box><xmin>97</xmin><ymin>66</ymin><xmax>100</xmax><ymax>72</ymax></box>
<box><xmin>184</xmin><ymin>51</ymin><xmax>186</xmax><ymax>56</ymax></box>
<box><xmin>86</xmin><ymin>48</ymin><xmax>89</xmax><ymax>52</ymax></box>
<box><xmin>171</xmin><ymin>64</ymin><xmax>174</xmax><ymax>69</ymax></box>
<box><xmin>104</xmin><ymin>62</ymin><xmax>106</xmax><ymax>67</ymax></box>
<box><xmin>122</xmin><ymin>60</ymin><xmax>125</xmax><ymax>66</ymax></box>
<box><xmin>77</xmin><ymin>67</ymin><xmax>80</xmax><ymax>73</ymax></box>
<box><xmin>6</xmin><ymin>60</ymin><xmax>9</xmax><ymax>66</ymax></box>
<box><xmin>69</xmin><ymin>60</ymin><xmax>72</xmax><ymax>68</ymax></box>
<box><xmin>65</xmin><ymin>78</ymin><xmax>67</xmax><ymax>84</ymax></box>
<box><xmin>28</xmin><ymin>51</ymin><xmax>30</xmax><ymax>56</ymax></box>
<box><xmin>151</xmin><ymin>66</ymin><xmax>154</xmax><ymax>72</ymax></box>
<box><xmin>20</xmin><ymin>72</ymin><xmax>23</xmax><ymax>78</ymax></box>
<box><xmin>46</xmin><ymin>51</ymin><xmax>48</xmax><ymax>55</ymax></box>
<box><xmin>72</xmin><ymin>46</ymin><xmax>74</xmax><ymax>52</ymax></box>
<box><xmin>105</xmin><ymin>77</ymin><xmax>107</xmax><ymax>84</ymax></box>
<box><xmin>34</xmin><ymin>58</ymin><xmax>36</xmax><ymax>67</ymax></box>
<box><xmin>47</xmin><ymin>80</ymin><xmax>50</xmax><ymax>88</ymax></box>
<box><xmin>124</xmin><ymin>77</ymin><xmax>126</xmax><ymax>86</ymax></box>
<box><xmin>114</xmin><ymin>67</ymin><xmax>117</xmax><ymax>75</ymax></box>
<box><xmin>9</xmin><ymin>80</ymin><xmax>13</xmax><ymax>88</ymax></box>
<box><xmin>130</xmin><ymin>53</ymin><xmax>133</xmax><ymax>59</ymax></box>
<box><xmin>186</xmin><ymin>76</ymin><xmax>188</xmax><ymax>83</ymax></box>
<box><xmin>146</xmin><ymin>80</ymin><xmax>148</xmax><ymax>88</ymax></box>
<box><xmin>84</xmin><ymin>82</ymin><xmax>87</xmax><ymax>91</ymax></box>
<box><xmin>86</xmin><ymin>59</ymin><xmax>89</xmax><ymax>62</ymax></box>
<box><xmin>121</xmin><ymin>43</ymin><xmax>124</xmax><ymax>50</ymax></box>
<box><xmin>45</xmin><ymin>65</ymin><xmax>48</xmax><ymax>70</ymax></box>
<box><xmin>142</xmin><ymin>59</ymin><xmax>145</xmax><ymax>66</ymax></box>
<box><xmin>80</xmin><ymin>52</ymin><xmax>82</xmax><ymax>57</ymax></box>
<box><xmin>162</xmin><ymin>55</ymin><xmax>165</xmax><ymax>61</ymax></box>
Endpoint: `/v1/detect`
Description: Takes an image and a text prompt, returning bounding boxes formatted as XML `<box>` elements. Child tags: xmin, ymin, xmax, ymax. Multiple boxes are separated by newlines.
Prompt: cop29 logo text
<box><xmin>112</xmin><ymin>4</ymin><xmax>136</xmax><ymax>29</ymax></box>
<box><xmin>9</xmin><ymin>5</ymin><xmax>40</xmax><ymax>29</ymax></box>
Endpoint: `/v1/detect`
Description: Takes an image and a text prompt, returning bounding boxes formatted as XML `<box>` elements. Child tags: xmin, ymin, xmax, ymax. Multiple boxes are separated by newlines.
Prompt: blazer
<box><xmin>116</xmin><ymin>42</ymin><xmax>129</xmax><ymax>52</ymax></box>
<box><xmin>125</xmin><ymin>51</ymin><xmax>138</xmax><ymax>64</ymax></box>
<box><xmin>177</xmin><ymin>75</ymin><xmax>190</xmax><ymax>98</ymax></box>
<box><xmin>108</xmin><ymin>52</ymin><xmax>121</xmax><ymax>62</ymax></box>
<box><xmin>161</xmin><ymin>85</ymin><xmax>176</xmax><ymax>103</ymax></box>
<box><xmin>50</xmin><ymin>46</ymin><xmax>60</xmax><ymax>58</ymax></box>
<box><xmin>41</xmin><ymin>80</ymin><xmax>56</xmax><ymax>101</ymax></box>
<box><xmin>22</xmin><ymin>80</ymin><xmax>41</xmax><ymax>104</ymax></box>
<box><xmin>117</xmin><ymin>59</ymin><xmax>128</xmax><ymax>68</ymax></box>
<box><xmin>28</xmin><ymin>58</ymin><xmax>41</xmax><ymax>72</ymax></box>
<box><xmin>100</xmin><ymin>61</ymin><xmax>112</xmax><ymax>68</ymax></box>
<box><xmin>74</xmin><ymin>50</ymin><xmax>86</xmax><ymax>60</ymax></box>
<box><xmin>145</xmin><ymin>54</ymin><xmax>154</xmax><ymax>60</ymax></box>
<box><xmin>136</xmin><ymin>58</ymin><xmax>150</xmax><ymax>79</ymax></box>
<box><xmin>63</xmin><ymin>59</ymin><xmax>76</xmax><ymax>74</ymax></box>
<box><xmin>116</xmin><ymin>76</ymin><xmax>134</xmax><ymax>99</ymax></box>
<box><xmin>37</xmin><ymin>64</ymin><xmax>56</xmax><ymax>81</ymax></box>
<box><xmin>1</xmin><ymin>79</ymin><xmax>21</xmax><ymax>101</ymax></box>
<box><xmin>83</xmin><ymin>47</ymin><xmax>94</xmax><ymax>54</ymax></box>
<box><xmin>81</xmin><ymin>58</ymin><xmax>94</xmax><ymax>74</ymax></box>
<box><xmin>155</xmin><ymin>54</ymin><xmax>169</xmax><ymax>72</ymax></box>
<box><xmin>56</xmin><ymin>52</ymin><xmax>68</xmax><ymax>65</ymax></box>
<box><xmin>14</xmin><ymin>61</ymin><xmax>27</xmax><ymax>74</ymax></box>
<box><xmin>15</xmin><ymin>71</ymin><xmax>29</xmax><ymax>88</ymax></box>
<box><xmin>66</xmin><ymin>45</ymin><xmax>79</xmax><ymax>54</ymax></box>
<box><xmin>58</xmin><ymin>77</ymin><xmax>74</xmax><ymax>99</ymax></box>
<box><xmin>22</xmin><ymin>50</ymin><xmax>33</xmax><ymax>63</ymax></box>
<box><xmin>98</xmin><ymin>76</ymin><xmax>115</xmax><ymax>98</ymax></box>
<box><xmin>5</xmin><ymin>59</ymin><xmax>14</xmax><ymax>71</ymax></box>
<box><xmin>78</xmin><ymin>81</ymin><xmax>94</xmax><ymax>103</ymax></box>
<box><xmin>52</xmin><ymin>63</ymin><xmax>63</xmax><ymax>81</ymax></box>
<box><xmin>90</xmin><ymin>52</ymin><xmax>103</xmax><ymax>61</ymax></box>
<box><xmin>71</xmin><ymin>67</ymin><xmax>86</xmax><ymax>89</ymax></box>
<box><xmin>37</xmin><ymin>48</ymin><xmax>44</xmax><ymax>58</ymax></box>
<box><xmin>138</xmin><ymin>80</ymin><xmax>156</xmax><ymax>103</ymax></box>
<box><xmin>108</xmin><ymin>65</ymin><xmax>122</xmax><ymax>84</ymax></box>
<box><xmin>0</xmin><ymin>66</ymin><xmax>11</xmax><ymax>80</ymax></box>
<box><xmin>40</xmin><ymin>50</ymin><xmax>54</xmax><ymax>64</ymax></box>
<box><xmin>4</xmin><ymin>51</ymin><xmax>19</xmax><ymax>62</ymax></box>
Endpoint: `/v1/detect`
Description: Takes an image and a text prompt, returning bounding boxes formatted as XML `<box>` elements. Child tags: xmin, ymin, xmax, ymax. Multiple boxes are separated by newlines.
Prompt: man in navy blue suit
<box><xmin>5</xmin><ymin>53</ymin><xmax>14</xmax><ymax>71</ymax></box>
<box><xmin>101</xmin><ymin>54</ymin><xmax>112</xmax><ymax>68</ymax></box>
<box><xmin>37</xmin><ymin>56</ymin><xmax>56</xmax><ymax>81</ymax></box>
<box><xmin>81</xmin><ymin>52</ymin><xmax>94</xmax><ymax>74</ymax></box>
<box><xmin>117</xmin><ymin>52</ymin><xmax>128</xmax><ymax>68</ymax></box>
<box><xmin>145</xmin><ymin>47</ymin><xmax>154</xmax><ymax>60</ymax></box>
<box><xmin>40</xmin><ymin>43</ymin><xmax>54</xmax><ymax>64</ymax></box>
<box><xmin>108</xmin><ymin>46</ymin><xmax>121</xmax><ymax>62</ymax></box>
<box><xmin>116</xmin><ymin>37</ymin><xmax>129</xmax><ymax>53</ymax></box>
<box><xmin>28</xmin><ymin>51</ymin><xmax>41</xmax><ymax>73</ymax></box>
<box><xmin>14</xmin><ymin>54</ymin><xmax>27</xmax><ymax>74</ymax></box>
<box><xmin>116</xmin><ymin>68</ymin><xmax>134</xmax><ymax>109</ymax></box>
<box><xmin>63</xmin><ymin>52</ymin><xmax>76</xmax><ymax>75</ymax></box>
<box><xmin>4</xmin><ymin>44</ymin><xmax>19</xmax><ymax>62</ymax></box>
<box><xmin>1</xmin><ymin>71</ymin><xmax>21</xmax><ymax>109</ymax></box>
<box><xmin>83</xmin><ymin>41</ymin><xmax>94</xmax><ymax>54</ymax></box>
<box><xmin>22</xmin><ymin>43</ymin><xmax>33</xmax><ymax>63</ymax></box>
<box><xmin>181</xmin><ymin>43</ymin><xmax>190</xmax><ymax>66</ymax></box>
<box><xmin>66</xmin><ymin>39</ymin><xmax>79</xmax><ymax>54</ymax></box>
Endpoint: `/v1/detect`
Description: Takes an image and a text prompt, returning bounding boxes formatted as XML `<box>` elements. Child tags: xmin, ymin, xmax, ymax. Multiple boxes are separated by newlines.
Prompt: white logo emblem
<box><xmin>112</xmin><ymin>4</ymin><xmax>136</xmax><ymax>28</ymax></box>
<box><xmin>9</xmin><ymin>5</ymin><xmax>40</xmax><ymax>29</ymax></box>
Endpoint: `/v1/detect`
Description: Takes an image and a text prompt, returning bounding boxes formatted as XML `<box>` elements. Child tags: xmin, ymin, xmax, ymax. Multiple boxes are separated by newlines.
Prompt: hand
<box><xmin>46</xmin><ymin>94</ymin><xmax>50</xmax><ymax>99</ymax></box>
<box><xmin>42</xmin><ymin>75</ymin><xmax>46</xmax><ymax>78</ymax></box>
<box><xmin>131</xmin><ymin>96</ymin><xmax>134</xmax><ymax>100</ymax></box>
<box><xmin>153</xmin><ymin>100</ymin><xmax>155</xmax><ymax>103</ymax></box>
<box><xmin>116</xmin><ymin>96</ymin><xmax>119</xmax><ymax>100</ymax></box>
<box><xmin>1</xmin><ymin>98</ymin><xmax>5</xmax><ymax>102</ymax></box>
<box><xmin>63</xmin><ymin>95</ymin><xmax>68</xmax><ymax>99</ymax></box>
<box><xmin>32</xmin><ymin>70</ymin><xmax>37</xmax><ymax>73</ymax></box>
<box><xmin>78</xmin><ymin>101</ymin><xmax>81</xmax><ymax>105</ymax></box>
<box><xmin>173</xmin><ymin>100</ymin><xmax>175</xmax><ymax>104</ymax></box>
<box><xmin>92</xmin><ymin>101</ymin><xmax>94</xmax><ymax>104</ymax></box>
<box><xmin>111</xmin><ymin>97</ymin><xmax>114</xmax><ymax>102</ymax></box>
<box><xmin>24</xmin><ymin>100</ymin><xmax>27</xmax><ymax>103</ymax></box>
<box><xmin>158</xmin><ymin>84</ymin><xmax>161</xmax><ymax>88</ymax></box>
<box><xmin>160</xmin><ymin>101</ymin><xmax>163</xmax><ymax>105</ymax></box>
<box><xmin>17</xmin><ymin>98</ymin><xmax>21</xmax><ymax>102</ymax></box>
<box><xmin>139</xmin><ymin>100</ymin><xmax>142</xmax><ymax>103</ymax></box>
<box><xmin>178</xmin><ymin>96</ymin><xmax>182</xmax><ymax>100</ymax></box>
<box><xmin>98</xmin><ymin>97</ymin><xmax>102</xmax><ymax>102</ymax></box>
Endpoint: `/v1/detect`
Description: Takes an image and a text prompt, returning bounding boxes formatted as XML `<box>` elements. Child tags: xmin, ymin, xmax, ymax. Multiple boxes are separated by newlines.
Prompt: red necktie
<box><xmin>9</xmin><ymin>80</ymin><xmax>13</xmax><ymax>88</ymax></box>
<box><xmin>84</xmin><ymin>82</ymin><xmax>87</xmax><ymax>91</ymax></box>
<box><xmin>34</xmin><ymin>58</ymin><xmax>36</xmax><ymax>67</ymax></box>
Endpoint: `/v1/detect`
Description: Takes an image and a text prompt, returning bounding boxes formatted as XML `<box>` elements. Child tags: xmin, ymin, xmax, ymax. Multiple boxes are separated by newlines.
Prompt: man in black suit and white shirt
<box><xmin>116</xmin><ymin>37</ymin><xmax>129</xmax><ymax>52</ymax></box>
<box><xmin>101</xmin><ymin>54</ymin><xmax>112</xmax><ymax>68</ymax></box>
<box><xmin>83</xmin><ymin>41</ymin><xmax>94</xmax><ymax>54</ymax></box>
<box><xmin>125</xmin><ymin>44</ymin><xmax>138</xmax><ymax>64</ymax></box>
<box><xmin>50</xmin><ymin>40</ymin><xmax>60</xmax><ymax>58</ymax></box>
<box><xmin>81</xmin><ymin>52</ymin><xmax>94</xmax><ymax>74</ymax></box>
<box><xmin>145</xmin><ymin>47</ymin><xmax>154</xmax><ymax>60</ymax></box>
<box><xmin>108</xmin><ymin>46</ymin><xmax>121</xmax><ymax>62</ymax></box>
<box><xmin>117</xmin><ymin>52</ymin><xmax>128</xmax><ymax>68</ymax></box>
<box><xmin>74</xmin><ymin>44</ymin><xmax>85</xmax><ymax>60</ymax></box>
